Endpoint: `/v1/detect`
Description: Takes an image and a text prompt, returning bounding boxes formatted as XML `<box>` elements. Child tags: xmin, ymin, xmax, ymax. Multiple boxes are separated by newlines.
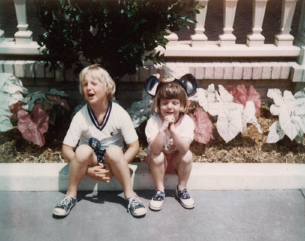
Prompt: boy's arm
<box><xmin>124</xmin><ymin>140</ymin><xmax>140</xmax><ymax>163</ymax></box>
<box><xmin>61</xmin><ymin>144</ymin><xmax>76</xmax><ymax>163</ymax></box>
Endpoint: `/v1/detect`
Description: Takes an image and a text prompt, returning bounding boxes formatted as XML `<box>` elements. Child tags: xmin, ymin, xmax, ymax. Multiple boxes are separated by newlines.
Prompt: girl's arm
<box><xmin>169</xmin><ymin>124</ymin><xmax>191</xmax><ymax>154</ymax></box>
<box><xmin>149</xmin><ymin>118</ymin><xmax>170</xmax><ymax>155</ymax></box>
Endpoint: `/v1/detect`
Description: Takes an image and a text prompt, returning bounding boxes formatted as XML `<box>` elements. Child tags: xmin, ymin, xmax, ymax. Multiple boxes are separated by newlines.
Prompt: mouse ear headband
<box><xmin>145</xmin><ymin>74</ymin><xmax>198</xmax><ymax>97</ymax></box>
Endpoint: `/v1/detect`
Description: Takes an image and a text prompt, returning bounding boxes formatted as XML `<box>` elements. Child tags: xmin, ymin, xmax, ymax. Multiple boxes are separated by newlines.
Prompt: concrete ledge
<box><xmin>0</xmin><ymin>163</ymin><xmax>305</xmax><ymax>191</ymax></box>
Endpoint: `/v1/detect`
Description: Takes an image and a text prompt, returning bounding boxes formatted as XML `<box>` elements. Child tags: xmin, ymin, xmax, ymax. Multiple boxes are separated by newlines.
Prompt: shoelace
<box><xmin>127</xmin><ymin>196</ymin><xmax>142</xmax><ymax>213</ymax></box>
<box><xmin>179</xmin><ymin>189</ymin><xmax>190</xmax><ymax>199</ymax></box>
<box><xmin>60</xmin><ymin>197</ymin><xmax>72</xmax><ymax>206</ymax></box>
<box><xmin>153</xmin><ymin>191</ymin><xmax>165</xmax><ymax>201</ymax></box>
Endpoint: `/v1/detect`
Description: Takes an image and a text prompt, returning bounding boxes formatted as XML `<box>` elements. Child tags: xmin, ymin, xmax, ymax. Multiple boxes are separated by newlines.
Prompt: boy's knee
<box><xmin>74</xmin><ymin>145</ymin><xmax>94</xmax><ymax>163</ymax></box>
<box><xmin>105</xmin><ymin>145</ymin><xmax>124</xmax><ymax>164</ymax></box>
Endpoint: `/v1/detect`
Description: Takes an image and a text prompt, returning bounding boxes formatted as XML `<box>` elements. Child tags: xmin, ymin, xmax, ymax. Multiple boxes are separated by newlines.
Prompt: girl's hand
<box><xmin>87</xmin><ymin>163</ymin><xmax>111</xmax><ymax>183</ymax></box>
<box><xmin>162</xmin><ymin>115</ymin><xmax>175</xmax><ymax>131</ymax></box>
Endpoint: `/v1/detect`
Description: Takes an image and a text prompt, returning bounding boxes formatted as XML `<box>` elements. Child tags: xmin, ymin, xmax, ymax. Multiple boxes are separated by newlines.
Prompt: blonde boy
<box><xmin>53</xmin><ymin>65</ymin><xmax>146</xmax><ymax>217</ymax></box>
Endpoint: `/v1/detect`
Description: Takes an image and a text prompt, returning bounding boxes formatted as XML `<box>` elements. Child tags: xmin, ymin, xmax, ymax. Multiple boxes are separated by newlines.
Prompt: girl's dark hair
<box><xmin>152</xmin><ymin>83</ymin><xmax>188</xmax><ymax>114</ymax></box>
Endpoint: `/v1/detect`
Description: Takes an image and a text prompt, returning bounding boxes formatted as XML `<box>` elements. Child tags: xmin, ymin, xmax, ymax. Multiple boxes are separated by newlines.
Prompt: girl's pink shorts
<box><xmin>146</xmin><ymin>152</ymin><xmax>177</xmax><ymax>174</ymax></box>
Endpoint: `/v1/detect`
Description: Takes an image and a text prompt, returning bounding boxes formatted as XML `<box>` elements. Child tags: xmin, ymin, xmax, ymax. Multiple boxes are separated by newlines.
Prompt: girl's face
<box><xmin>82</xmin><ymin>74</ymin><xmax>107</xmax><ymax>104</ymax></box>
<box><xmin>160</xmin><ymin>98</ymin><xmax>181</xmax><ymax>122</ymax></box>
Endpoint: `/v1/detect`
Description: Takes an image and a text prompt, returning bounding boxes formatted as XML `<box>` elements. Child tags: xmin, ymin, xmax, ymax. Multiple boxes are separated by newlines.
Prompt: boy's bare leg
<box><xmin>174</xmin><ymin>150</ymin><xmax>193</xmax><ymax>190</ymax></box>
<box><xmin>149</xmin><ymin>152</ymin><xmax>166</xmax><ymax>192</ymax></box>
<box><xmin>105</xmin><ymin>145</ymin><xmax>135</xmax><ymax>198</ymax></box>
<box><xmin>66</xmin><ymin>145</ymin><xmax>97</xmax><ymax>198</ymax></box>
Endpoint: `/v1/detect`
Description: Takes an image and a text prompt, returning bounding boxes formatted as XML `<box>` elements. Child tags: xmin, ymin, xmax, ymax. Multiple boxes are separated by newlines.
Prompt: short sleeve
<box><xmin>179</xmin><ymin>115</ymin><xmax>195</xmax><ymax>143</ymax></box>
<box><xmin>63</xmin><ymin>110</ymin><xmax>84</xmax><ymax>147</ymax></box>
<box><xmin>145</xmin><ymin>114</ymin><xmax>162</xmax><ymax>144</ymax></box>
<box><xmin>117</xmin><ymin>104</ymin><xmax>138</xmax><ymax>144</ymax></box>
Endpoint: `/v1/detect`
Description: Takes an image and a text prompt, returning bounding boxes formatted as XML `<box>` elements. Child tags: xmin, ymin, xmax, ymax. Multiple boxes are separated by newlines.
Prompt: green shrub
<box><xmin>34</xmin><ymin>0</ymin><xmax>202</xmax><ymax>79</ymax></box>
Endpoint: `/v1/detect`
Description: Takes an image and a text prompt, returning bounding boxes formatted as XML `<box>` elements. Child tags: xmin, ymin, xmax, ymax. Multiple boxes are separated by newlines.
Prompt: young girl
<box><xmin>145</xmin><ymin>75</ymin><xmax>197</xmax><ymax>210</ymax></box>
<box><xmin>53</xmin><ymin>65</ymin><xmax>146</xmax><ymax>218</ymax></box>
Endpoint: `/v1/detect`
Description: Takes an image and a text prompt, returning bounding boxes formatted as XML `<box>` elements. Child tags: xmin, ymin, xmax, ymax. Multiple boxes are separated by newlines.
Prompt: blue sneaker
<box><xmin>149</xmin><ymin>190</ymin><xmax>165</xmax><ymax>211</ymax></box>
<box><xmin>126</xmin><ymin>196</ymin><xmax>147</xmax><ymax>217</ymax></box>
<box><xmin>53</xmin><ymin>196</ymin><xmax>77</xmax><ymax>217</ymax></box>
<box><xmin>176</xmin><ymin>187</ymin><xmax>195</xmax><ymax>209</ymax></box>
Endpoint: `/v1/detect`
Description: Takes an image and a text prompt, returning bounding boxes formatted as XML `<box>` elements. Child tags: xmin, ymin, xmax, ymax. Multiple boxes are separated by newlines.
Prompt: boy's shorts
<box><xmin>147</xmin><ymin>152</ymin><xmax>177</xmax><ymax>174</ymax></box>
<box><xmin>89</xmin><ymin>137</ymin><xmax>106</xmax><ymax>163</ymax></box>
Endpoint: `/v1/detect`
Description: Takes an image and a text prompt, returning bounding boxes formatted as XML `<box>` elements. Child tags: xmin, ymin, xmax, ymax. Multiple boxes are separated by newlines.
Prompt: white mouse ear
<box><xmin>179</xmin><ymin>74</ymin><xmax>198</xmax><ymax>96</ymax></box>
<box><xmin>144</xmin><ymin>76</ymin><xmax>161</xmax><ymax>97</ymax></box>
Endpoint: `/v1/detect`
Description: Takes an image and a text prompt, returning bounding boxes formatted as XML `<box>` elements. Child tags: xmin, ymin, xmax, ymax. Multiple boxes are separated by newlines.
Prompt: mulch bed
<box><xmin>1</xmin><ymin>105</ymin><xmax>304</xmax><ymax>163</ymax></box>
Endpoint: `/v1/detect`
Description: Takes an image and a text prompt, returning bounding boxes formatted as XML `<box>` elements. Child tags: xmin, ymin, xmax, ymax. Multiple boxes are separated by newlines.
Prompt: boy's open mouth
<box><xmin>88</xmin><ymin>93</ymin><xmax>95</xmax><ymax>97</ymax></box>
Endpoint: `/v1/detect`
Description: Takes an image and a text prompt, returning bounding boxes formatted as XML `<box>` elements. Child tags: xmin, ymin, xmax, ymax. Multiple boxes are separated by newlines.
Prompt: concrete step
<box><xmin>0</xmin><ymin>163</ymin><xmax>305</xmax><ymax>192</ymax></box>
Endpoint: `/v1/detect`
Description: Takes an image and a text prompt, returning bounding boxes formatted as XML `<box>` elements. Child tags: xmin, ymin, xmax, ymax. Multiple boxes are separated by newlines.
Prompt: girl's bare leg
<box><xmin>174</xmin><ymin>150</ymin><xmax>193</xmax><ymax>190</ymax></box>
<box><xmin>149</xmin><ymin>152</ymin><xmax>166</xmax><ymax>192</ymax></box>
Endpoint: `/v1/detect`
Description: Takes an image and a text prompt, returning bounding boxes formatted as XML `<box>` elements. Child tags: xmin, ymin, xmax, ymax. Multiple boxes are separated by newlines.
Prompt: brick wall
<box><xmin>21</xmin><ymin>76</ymin><xmax>305</xmax><ymax>110</ymax></box>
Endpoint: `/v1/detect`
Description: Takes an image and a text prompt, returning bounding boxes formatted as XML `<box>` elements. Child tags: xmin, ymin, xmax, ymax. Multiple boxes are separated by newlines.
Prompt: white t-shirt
<box><xmin>63</xmin><ymin>102</ymin><xmax>138</xmax><ymax>149</ymax></box>
<box><xmin>145</xmin><ymin>113</ymin><xmax>194</xmax><ymax>154</ymax></box>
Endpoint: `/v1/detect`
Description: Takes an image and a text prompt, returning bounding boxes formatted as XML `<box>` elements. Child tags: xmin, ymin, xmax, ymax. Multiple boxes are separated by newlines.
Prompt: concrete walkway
<box><xmin>0</xmin><ymin>189</ymin><xmax>305</xmax><ymax>241</ymax></box>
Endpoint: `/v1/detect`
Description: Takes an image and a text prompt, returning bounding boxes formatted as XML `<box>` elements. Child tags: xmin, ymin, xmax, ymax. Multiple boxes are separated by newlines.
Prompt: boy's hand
<box><xmin>87</xmin><ymin>163</ymin><xmax>111</xmax><ymax>183</ymax></box>
<box><xmin>104</xmin><ymin>163</ymin><xmax>114</xmax><ymax>181</ymax></box>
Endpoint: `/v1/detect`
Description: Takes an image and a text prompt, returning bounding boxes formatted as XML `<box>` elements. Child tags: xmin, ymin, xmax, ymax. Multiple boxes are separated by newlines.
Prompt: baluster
<box><xmin>219</xmin><ymin>0</ymin><xmax>238</xmax><ymax>47</ymax></box>
<box><xmin>0</xmin><ymin>29</ymin><xmax>4</xmax><ymax>43</ymax></box>
<box><xmin>295</xmin><ymin>0</ymin><xmax>305</xmax><ymax>45</ymax></box>
<box><xmin>247</xmin><ymin>0</ymin><xmax>269</xmax><ymax>47</ymax></box>
<box><xmin>191</xmin><ymin>0</ymin><xmax>209</xmax><ymax>47</ymax></box>
<box><xmin>166</xmin><ymin>30</ymin><xmax>179</xmax><ymax>46</ymax></box>
<box><xmin>275</xmin><ymin>0</ymin><xmax>298</xmax><ymax>47</ymax></box>
<box><xmin>0</xmin><ymin>2</ymin><xmax>4</xmax><ymax>43</ymax></box>
<box><xmin>14</xmin><ymin>0</ymin><xmax>33</xmax><ymax>44</ymax></box>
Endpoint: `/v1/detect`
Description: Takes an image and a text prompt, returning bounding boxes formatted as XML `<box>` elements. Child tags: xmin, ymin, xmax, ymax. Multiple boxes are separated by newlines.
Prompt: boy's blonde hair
<box><xmin>79</xmin><ymin>65</ymin><xmax>116</xmax><ymax>101</ymax></box>
<box><xmin>152</xmin><ymin>83</ymin><xmax>188</xmax><ymax>114</ymax></box>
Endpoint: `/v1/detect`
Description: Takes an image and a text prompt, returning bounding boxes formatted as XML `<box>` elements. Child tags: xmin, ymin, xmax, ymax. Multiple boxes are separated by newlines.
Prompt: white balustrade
<box><xmin>0</xmin><ymin>0</ymin><xmax>305</xmax><ymax>81</ymax></box>
<box><xmin>296</xmin><ymin>0</ymin><xmax>305</xmax><ymax>46</ymax></box>
<box><xmin>191</xmin><ymin>0</ymin><xmax>209</xmax><ymax>47</ymax></box>
<box><xmin>275</xmin><ymin>0</ymin><xmax>298</xmax><ymax>47</ymax></box>
<box><xmin>0</xmin><ymin>29</ymin><xmax>4</xmax><ymax>43</ymax></box>
<box><xmin>165</xmin><ymin>30</ymin><xmax>179</xmax><ymax>46</ymax></box>
<box><xmin>219</xmin><ymin>0</ymin><xmax>238</xmax><ymax>47</ymax></box>
<box><xmin>247</xmin><ymin>0</ymin><xmax>269</xmax><ymax>47</ymax></box>
<box><xmin>14</xmin><ymin>0</ymin><xmax>33</xmax><ymax>44</ymax></box>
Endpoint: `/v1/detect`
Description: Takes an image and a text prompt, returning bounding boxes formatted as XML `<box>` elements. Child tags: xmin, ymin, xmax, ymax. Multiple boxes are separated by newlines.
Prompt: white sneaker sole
<box><xmin>149</xmin><ymin>203</ymin><xmax>163</xmax><ymax>211</ymax></box>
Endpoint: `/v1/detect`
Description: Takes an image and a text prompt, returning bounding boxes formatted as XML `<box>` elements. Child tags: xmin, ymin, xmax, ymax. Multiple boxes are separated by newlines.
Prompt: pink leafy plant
<box><xmin>17</xmin><ymin>104</ymin><xmax>50</xmax><ymax>147</ymax></box>
<box><xmin>188</xmin><ymin>106</ymin><xmax>213</xmax><ymax>144</ymax></box>
<box><xmin>9</xmin><ymin>101</ymin><xmax>26</xmax><ymax>123</ymax></box>
<box><xmin>226</xmin><ymin>85</ymin><xmax>261</xmax><ymax>116</ymax></box>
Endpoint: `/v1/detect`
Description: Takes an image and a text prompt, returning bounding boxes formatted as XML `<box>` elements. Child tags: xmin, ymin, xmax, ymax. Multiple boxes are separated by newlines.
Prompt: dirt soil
<box><xmin>1</xmin><ymin>105</ymin><xmax>304</xmax><ymax>164</ymax></box>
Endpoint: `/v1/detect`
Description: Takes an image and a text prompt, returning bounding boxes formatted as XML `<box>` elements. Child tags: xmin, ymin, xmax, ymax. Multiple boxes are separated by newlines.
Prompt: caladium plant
<box><xmin>126</xmin><ymin>90</ymin><xmax>154</xmax><ymax>128</ymax></box>
<box><xmin>266</xmin><ymin>88</ymin><xmax>305</xmax><ymax>143</ymax></box>
<box><xmin>190</xmin><ymin>84</ymin><xmax>262</xmax><ymax>143</ymax></box>
<box><xmin>17</xmin><ymin>104</ymin><xmax>50</xmax><ymax>147</ymax></box>
<box><xmin>225</xmin><ymin>84</ymin><xmax>261</xmax><ymax>116</ymax></box>
<box><xmin>0</xmin><ymin>73</ymin><xmax>28</xmax><ymax>131</ymax></box>
<box><xmin>0</xmin><ymin>73</ymin><xmax>72</xmax><ymax>147</ymax></box>
<box><xmin>188</xmin><ymin>106</ymin><xmax>213</xmax><ymax>144</ymax></box>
